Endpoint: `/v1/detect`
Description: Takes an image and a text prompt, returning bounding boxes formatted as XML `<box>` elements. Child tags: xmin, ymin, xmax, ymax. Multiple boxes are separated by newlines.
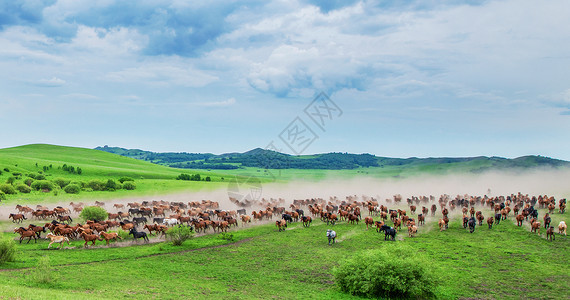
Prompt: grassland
<box><xmin>0</xmin><ymin>144</ymin><xmax>234</xmax><ymax>204</ymax></box>
<box><xmin>0</xmin><ymin>205</ymin><xmax>568</xmax><ymax>299</ymax></box>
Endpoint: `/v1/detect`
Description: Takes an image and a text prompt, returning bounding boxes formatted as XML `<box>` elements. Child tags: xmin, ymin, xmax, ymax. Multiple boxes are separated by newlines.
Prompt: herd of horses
<box><xmin>8</xmin><ymin>193</ymin><xmax>568</xmax><ymax>249</ymax></box>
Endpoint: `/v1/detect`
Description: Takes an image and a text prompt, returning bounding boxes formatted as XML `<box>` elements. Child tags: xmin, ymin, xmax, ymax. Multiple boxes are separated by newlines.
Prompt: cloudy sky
<box><xmin>1</xmin><ymin>0</ymin><xmax>569</xmax><ymax>160</ymax></box>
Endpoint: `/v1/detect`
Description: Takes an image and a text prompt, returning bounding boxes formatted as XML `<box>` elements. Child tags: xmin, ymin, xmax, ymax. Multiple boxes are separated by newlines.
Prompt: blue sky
<box><xmin>1</xmin><ymin>0</ymin><xmax>569</xmax><ymax>160</ymax></box>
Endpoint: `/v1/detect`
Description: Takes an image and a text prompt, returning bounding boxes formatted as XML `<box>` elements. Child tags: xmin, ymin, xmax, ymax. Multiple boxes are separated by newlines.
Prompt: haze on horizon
<box><xmin>1</xmin><ymin>1</ymin><xmax>569</xmax><ymax>160</ymax></box>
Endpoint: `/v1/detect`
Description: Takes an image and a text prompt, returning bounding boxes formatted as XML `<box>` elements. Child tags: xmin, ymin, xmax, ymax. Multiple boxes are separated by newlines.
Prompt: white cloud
<box><xmin>36</xmin><ymin>77</ymin><xmax>66</xmax><ymax>87</ymax></box>
<box><xmin>195</xmin><ymin>97</ymin><xmax>236</xmax><ymax>107</ymax></box>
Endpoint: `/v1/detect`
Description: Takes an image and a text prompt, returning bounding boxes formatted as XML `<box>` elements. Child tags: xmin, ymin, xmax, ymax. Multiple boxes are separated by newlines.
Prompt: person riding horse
<box><xmin>326</xmin><ymin>229</ymin><xmax>336</xmax><ymax>245</ymax></box>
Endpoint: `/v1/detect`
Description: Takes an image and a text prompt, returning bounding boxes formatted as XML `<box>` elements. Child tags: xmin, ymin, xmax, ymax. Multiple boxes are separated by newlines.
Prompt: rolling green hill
<box><xmin>96</xmin><ymin>145</ymin><xmax>570</xmax><ymax>171</ymax></box>
<box><xmin>0</xmin><ymin>144</ymin><xmax>227</xmax><ymax>203</ymax></box>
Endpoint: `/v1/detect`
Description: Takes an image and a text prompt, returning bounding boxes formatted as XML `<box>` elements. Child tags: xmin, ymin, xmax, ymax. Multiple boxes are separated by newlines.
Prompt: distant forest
<box><xmin>95</xmin><ymin>146</ymin><xmax>570</xmax><ymax>171</ymax></box>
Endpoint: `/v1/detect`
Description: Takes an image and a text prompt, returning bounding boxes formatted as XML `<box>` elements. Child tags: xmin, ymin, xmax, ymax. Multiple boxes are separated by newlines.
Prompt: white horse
<box><xmin>326</xmin><ymin>229</ymin><xmax>336</xmax><ymax>245</ymax></box>
<box><xmin>163</xmin><ymin>218</ymin><xmax>180</xmax><ymax>226</ymax></box>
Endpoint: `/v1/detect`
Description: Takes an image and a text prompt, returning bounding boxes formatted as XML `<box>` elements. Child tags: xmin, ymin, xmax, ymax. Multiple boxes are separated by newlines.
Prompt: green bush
<box><xmin>30</xmin><ymin>180</ymin><xmax>55</xmax><ymax>191</ymax></box>
<box><xmin>166</xmin><ymin>225</ymin><xmax>194</xmax><ymax>246</ymax></box>
<box><xmin>63</xmin><ymin>184</ymin><xmax>81</xmax><ymax>194</ymax></box>
<box><xmin>53</xmin><ymin>178</ymin><xmax>70</xmax><ymax>188</ymax></box>
<box><xmin>24</xmin><ymin>178</ymin><xmax>34</xmax><ymax>186</ymax></box>
<box><xmin>0</xmin><ymin>191</ymin><xmax>6</xmax><ymax>201</ymax></box>
<box><xmin>104</xmin><ymin>179</ymin><xmax>119</xmax><ymax>191</ymax></box>
<box><xmin>0</xmin><ymin>238</ymin><xmax>16</xmax><ymax>264</ymax></box>
<box><xmin>30</xmin><ymin>256</ymin><xmax>55</xmax><ymax>284</ymax></box>
<box><xmin>15</xmin><ymin>184</ymin><xmax>31</xmax><ymax>193</ymax></box>
<box><xmin>118</xmin><ymin>177</ymin><xmax>134</xmax><ymax>183</ymax></box>
<box><xmin>334</xmin><ymin>246</ymin><xmax>437</xmax><ymax>299</ymax></box>
<box><xmin>79</xmin><ymin>206</ymin><xmax>108</xmax><ymax>222</ymax></box>
<box><xmin>87</xmin><ymin>180</ymin><xmax>105</xmax><ymax>191</ymax></box>
<box><xmin>6</xmin><ymin>176</ymin><xmax>17</xmax><ymax>184</ymax></box>
<box><xmin>122</xmin><ymin>181</ymin><xmax>136</xmax><ymax>190</ymax></box>
<box><xmin>0</xmin><ymin>184</ymin><xmax>17</xmax><ymax>195</ymax></box>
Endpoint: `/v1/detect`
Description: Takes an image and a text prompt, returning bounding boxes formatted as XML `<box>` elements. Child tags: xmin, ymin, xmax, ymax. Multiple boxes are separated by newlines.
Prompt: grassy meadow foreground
<box><xmin>0</xmin><ymin>204</ymin><xmax>568</xmax><ymax>299</ymax></box>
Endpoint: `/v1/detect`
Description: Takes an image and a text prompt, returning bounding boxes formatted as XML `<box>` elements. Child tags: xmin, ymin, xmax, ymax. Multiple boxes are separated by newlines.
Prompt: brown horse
<box><xmin>14</xmin><ymin>227</ymin><xmax>37</xmax><ymax>243</ymax></box>
<box><xmin>240</xmin><ymin>215</ymin><xmax>251</xmax><ymax>226</ymax></box>
<box><xmin>46</xmin><ymin>233</ymin><xmax>70</xmax><ymax>249</ymax></box>
<box><xmin>408</xmin><ymin>225</ymin><xmax>418</xmax><ymax>237</ymax></box>
<box><xmin>80</xmin><ymin>232</ymin><xmax>102</xmax><ymax>247</ymax></box>
<box><xmin>418</xmin><ymin>214</ymin><xmax>425</xmax><ymax>226</ymax></box>
<box><xmin>515</xmin><ymin>214</ymin><xmax>524</xmax><ymax>226</ymax></box>
<box><xmin>364</xmin><ymin>217</ymin><xmax>374</xmax><ymax>230</ymax></box>
<box><xmin>276</xmin><ymin>220</ymin><xmax>287</xmax><ymax>232</ymax></box>
<box><xmin>487</xmin><ymin>217</ymin><xmax>494</xmax><ymax>229</ymax></box>
<box><xmin>531</xmin><ymin>221</ymin><xmax>541</xmax><ymax>234</ymax></box>
<box><xmin>546</xmin><ymin>226</ymin><xmax>555</xmax><ymax>241</ymax></box>
<box><xmin>99</xmin><ymin>232</ymin><xmax>122</xmax><ymax>245</ymax></box>
<box><xmin>438</xmin><ymin>219</ymin><xmax>445</xmax><ymax>231</ymax></box>
<box><xmin>9</xmin><ymin>213</ymin><xmax>27</xmax><ymax>223</ymax></box>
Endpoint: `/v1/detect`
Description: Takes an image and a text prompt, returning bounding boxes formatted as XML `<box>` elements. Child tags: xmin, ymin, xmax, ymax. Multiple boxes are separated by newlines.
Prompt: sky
<box><xmin>1</xmin><ymin>0</ymin><xmax>569</xmax><ymax>160</ymax></box>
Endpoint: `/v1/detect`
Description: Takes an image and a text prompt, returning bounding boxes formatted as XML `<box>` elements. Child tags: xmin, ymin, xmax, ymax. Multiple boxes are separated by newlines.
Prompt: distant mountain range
<box><xmin>94</xmin><ymin>146</ymin><xmax>570</xmax><ymax>171</ymax></box>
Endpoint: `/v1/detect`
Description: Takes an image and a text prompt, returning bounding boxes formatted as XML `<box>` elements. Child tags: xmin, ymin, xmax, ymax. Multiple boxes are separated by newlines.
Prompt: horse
<box><xmin>14</xmin><ymin>227</ymin><xmax>37</xmax><ymax>244</ymax></box>
<box><xmin>301</xmin><ymin>216</ymin><xmax>312</xmax><ymax>227</ymax></box>
<box><xmin>364</xmin><ymin>217</ymin><xmax>374</xmax><ymax>230</ymax></box>
<box><xmin>438</xmin><ymin>219</ymin><xmax>446</xmax><ymax>231</ymax></box>
<box><xmin>487</xmin><ymin>217</ymin><xmax>494</xmax><ymax>229</ymax></box>
<box><xmin>281</xmin><ymin>214</ymin><xmax>293</xmax><ymax>223</ymax></box>
<box><xmin>162</xmin><ymin>218</ymin><xmax>180</xmax><ymax>226</ymax></box>
<box><xmin>276</xmin><ymin>220</ymin><xmax>287</xmax><ymax>232</ymax></box>
<box><xmin>379</xmin><ymin>225</ymin><xmax>396</xmax><ymax>241</ymax></box>
<box><xmin>46</xmin><ymin>233</ymin><xmax>70</xmax><ymax>249</ymax></box>
<box><xmin>326</xmin><ymin>229</ymin><xmax>336</xmax><ymax>245</ymax></box>
<box><xmin>462</xmin><ymin>216</ymin><xmax>469</xmax><ymax>229</ymax></box>
<box><xmin>408</xmin><ymin>225</ymin><xmax>418</xmax><ymax>237</ymax></box>
<box><xmin>129</xmin><ymin>228</ymin><xmax>149</xmax><ymax>242</ymax></box>
<box><xmin>418</xmin><ymin>214</ymin><xmax>425</xmax><ymax>226</ymax></box>
<box><xmin>468</xmin><ymin>217</ymin><xmax>476</xmax><ymax>233</ymax></box>
<box><xmin>543</xmin><ymin>214</ymin><xmax>551</xmax><ymax>229</ymax></box>
<box><xmin>558</xmin><ymin>221</ymin><xmax>567</xmax><ymax>236</ymax></box>
<box><xmin>546</xmin><ymin>226</ymin><xmax>555</xmax><ymax>241</ymax></box>
<box><xmin>57</xmin><ymin>215</ymin><xmax>73</xmax><ymax>224</ymax></box>
<box><xmin>531</xmin><ymin>221</ymin><xmax>541</xmax><ymax>234</ymax></box>
<box><xmin>80</xmin><ymin>232</ymin><xmax>103</xmax><ymax>247</ymax></box>
<box><xmin>476</xmin><ymin>213</ymin><xmax>485</xmax><ymax>226</ymax></box>
<box><xmin>494</xmin><ymin>213</ymin><xmax>501</xmax><ymax>225</ymax></box>
<box><xmin>99</xmin><ymin>231</ymin><xmax>122</xmax><ymax>245</ymax></box>
<box><xmin>516</xmin><ymin>214</ymin><xmax>524</xmax><ymax>226</ymax></box>
<box><xmin>27</xmin><ymin>224</ymin><xmax>46</xmax><ymax>238</ymax></box>
<box><xmin>9</xmin><ymin>213</ymin><xmax>27</xmax><ymax>223</ymax></box>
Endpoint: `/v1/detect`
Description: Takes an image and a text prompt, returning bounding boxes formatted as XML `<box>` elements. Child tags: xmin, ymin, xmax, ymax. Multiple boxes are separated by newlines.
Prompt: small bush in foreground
<box><xmin>30</xmin><ymin>256</ymin><xmax>55</xmax><ymax>284</ymax></box>
<box><xmin>0</xmin><ymin>238</ymin><xmax>16</xmax><ymax>264</ymax></box>
<box><xmin>334</xmin><ymin>246</ymin><xmax>437</xmax><ymax>299</ymax></box>
<box><xmin>166</xmin><ymin>225</ymin><xmax>194</xmax><ymax>246</ymax></box>
<box><xmin>79</xmin><ymin>206</ymin><xmax>108</xmax><ymax>222</ymax></box>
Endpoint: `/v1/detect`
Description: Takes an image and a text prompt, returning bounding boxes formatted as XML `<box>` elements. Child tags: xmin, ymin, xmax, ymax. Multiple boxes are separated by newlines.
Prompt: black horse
<box><xmin>282</xmin><ymin>214</ymin><xmax>293</xmax><ymax>223</ymax></box>
<box><xmin>133</xmin><ymin>217</ymin><xmax>148</xmax><ymax>226</ymax></box>
<box><xmin>544</xmin><ymin>215</ymin><xmax>551</xmax><ymax>229</ymax></box>
<box><xmin>295</xmin><ymin>209</ymin><xmax>304</xmax><ymax>217</ymax></box>
<box><xmin>463</xmin><ymin>216</ymin><xmax>469</xmax><ymax>228</ymax></box>
<box><xmin>468</xmin><ymin>217</ymin><xmax>476</xmax><ymax>233</ymax></box>
<box><xmin>129</xmin><ymin>228</ymin><xmax>149</xmax><ymax>242</ymax></box>
<box><xmin>379</xmin><ymin>225</ymin><xmax>396</xmax><ymax>241</ymax></box>
<box><xmin>494</xmin><ymin>213</ymin><xmax>501</xmax><ymax>225</ymax></box>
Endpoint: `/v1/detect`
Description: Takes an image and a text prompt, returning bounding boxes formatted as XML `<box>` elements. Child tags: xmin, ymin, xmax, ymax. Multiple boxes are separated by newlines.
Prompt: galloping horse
<box><xmin>46</xmin><ymin>233</ymin><xmax>70</xmax><ymax>249</ymax></box>
<box><xmin>9</xmin><ymin>213</ymin><xmax>27</xmax><ymax>223</ymax></box>
<box><xmin>301</xmin><ymin>216</ymin><xmax>312</xmax><ymax>227</ymax></box>
<box><xmin>275</xmin><ymin>219</ymin><xmax>287</xmax><ymax>232</ymax></box>
<box><xmin>99</xmin><ymin>232</ymin><xmax>122</xmax><ymax>245</ymax></box>
<box><xmin>468</xmin><ymin>217</ymin><xmax>476</xmax><ymax>233</ymax></box>
<box><xmin>14</xmin><ymin>227</ymin><xmax>37</xmax><ymax>244</ymax></box>
<box><xmin>379</xmin><ymin>225</ymin><xmax>396</xmax><ymax>241</ymax></box>
<box><xmin>129</xmin><ymin>228</ymin><xmax>149</xmax><ymax>242</ymax></box>
<box><xmin>326</xmin><ymin>229</ymin><xmax>336</xmax><ymax>245</ymax></box>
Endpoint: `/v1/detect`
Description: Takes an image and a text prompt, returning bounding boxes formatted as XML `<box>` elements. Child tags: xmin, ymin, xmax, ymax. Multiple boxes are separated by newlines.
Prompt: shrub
<box><xmin>79</xmin><ymin>206</ymin><xmax>108</xmax><ymax>222</ymax></box>
<box><xmin>63</xmin><ymin>184</ymin><xmax>81</xmax><ymax>194</ymax></box>
<box><xmin>166</xmin><ymin>225</ymin><xmax>194</xmax><ymax>246</ymax></box>
<box><xmin>118</xmin><ymin>177</ymin><xmax>134</xmax><ymax>183</ymax></box>
<box><xmin>6</xmin><ymin>177</ymin><xmax>16</xmax><ymax>185</ymax></box>
<box><xmin>0</xmin><ymin>191</ymin><xmax>5</xmax><ymax>201</ymax></box>
<box><xmin>15</xmin><ymin>184</ymin><xmax>31</xmax><ymax>193</ymax></box>
<box><xmin>3</xmin><ymin>168</ymin><xmax>9</xmax><ymax>172</ymax></box>
<box><xmin>122</xmin><ymin>181</ymin><xmax>136</xmax><ymax>190</ymax></box>
<box><xmin>334</xmin><ymin>246</ymin><xmax>437</xmax><ymax>299</ymax></box>
<box><xmin>30</xmin><ymin>256</ymin><xmax>55</xmax><ymax>284</ymax></box>
<box><xmin>116</xmin><ymin>229</ymin><xmax>130</xmax><ymax>240</ymax></box>
<box><xmin>34</xmin><ymin>174</ymin><xmax>46</xmax><ymax>180</ymax></box>
<box><xmin>104</xmin><ymin>179</ymin><xmax>119</xmax><ymax>191</ymax></box>
<box><xmin>87</xmin><ymin>180</ymin><xmax>104</xmax><ymax>191</ymax></box>
<box><xmin>0</xmin><ymin>238</ymin><xmax>16</xmax><ymax>264</ymax></box>
<box><xmin>31</xmin><ymin>180</ymin><xmax>55</xmax><ymax>191</ymax></box>
<box><xmin>0</xmin><ymin>184</ymin><xmax>17</xmax><ymax>195</ymax></box>
<box><xmin>24</xmin><ymin>178</ymin><xmax>34</xmax><ymax>186</ymax></box>
<box><xmin>53</xmin><ymin>178</ymin><xmax>70</xmax><ymax>188</ymax></box>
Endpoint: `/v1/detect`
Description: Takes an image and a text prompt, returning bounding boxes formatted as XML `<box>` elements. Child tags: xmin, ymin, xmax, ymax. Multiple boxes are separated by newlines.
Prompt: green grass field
<box><xmin>0</xmin><ymin>205</ymin><xmax>568</xmax><ymax>299</ymax></box>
